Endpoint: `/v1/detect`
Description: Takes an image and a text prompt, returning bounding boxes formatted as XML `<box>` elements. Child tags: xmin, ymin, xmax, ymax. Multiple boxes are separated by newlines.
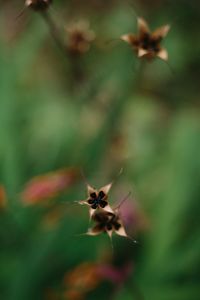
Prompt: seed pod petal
<box><xmin>102</xmin><ymin>204</ymin><xmax>114</xmax><ymax>214</ymax></box>
<box><xmin>120</xmin><ymin>34</ymin><xmax>138</xmax><ymax>46</ymax></box>
<box><xmin>152</xmin><ymin>24</ymin><xmax>170</xmax><ymax>40</ymax></box>
<box><xmin>99</xmin><ymin>182</ymin><xmax>112</xmax><ymax>196</ymax></box>
<box><xmin>115</xmin><ymin>225</ymin><xmax>128</xmax><ymax>237</ymax></box>
<box><xmin>138</xmin><ymin>48</ymin><xmax>148</xmax><ymax>57</ymax></box>
<box><xmin>138</xmin><ymin>17</ymin><xmax>150</xmax><ymax>36</ymax></box>
<box><xmin>157</xmin><ymin>48</ymin><xmax>168</xmax><ymax>61</ymax></box>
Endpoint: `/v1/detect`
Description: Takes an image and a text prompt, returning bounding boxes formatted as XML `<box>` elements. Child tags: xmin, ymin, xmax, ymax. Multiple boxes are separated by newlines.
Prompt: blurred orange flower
<box><xmin>62</xmin><ymin>261</ymin><xmax>133</xmax><ymax>299</ymax></box>
<box><xmin>64</xmin><ymin>262</ymin><xmax>101</xmax><ymax>299</ymax></box>
<box><xmin>21</xmin><ymin>167</ymin><xmax>80</xmax><ymax>205</ymax></box>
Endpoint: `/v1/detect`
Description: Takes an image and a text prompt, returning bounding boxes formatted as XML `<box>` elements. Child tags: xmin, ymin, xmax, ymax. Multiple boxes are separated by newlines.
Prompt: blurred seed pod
<box><xmin>66</xmin><ymin>20</ymin><xmax>95</xmax><ymax>55</ymax></box>
<box><xmin>121</xmin><ymin>17</ymin><xmax>170</xmax><ymax>61</ymax></box>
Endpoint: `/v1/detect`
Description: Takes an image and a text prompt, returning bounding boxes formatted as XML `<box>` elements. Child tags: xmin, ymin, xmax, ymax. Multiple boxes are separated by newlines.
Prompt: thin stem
<box><xmin>114</xmin><ymin>191</ymin><xmax>131</xmax><ymax>210</ymax></box>
<box><xmin>40</xmin><ymin>10</ymin><xmax>66</xmax><ymax>55</ymax></box>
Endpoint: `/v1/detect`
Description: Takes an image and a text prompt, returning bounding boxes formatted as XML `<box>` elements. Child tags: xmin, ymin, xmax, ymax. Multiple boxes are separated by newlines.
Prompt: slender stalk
<box><xmin>40</xmin><ymin>10</ymin><xmax>66</xmax><ymax>55</ymax></box>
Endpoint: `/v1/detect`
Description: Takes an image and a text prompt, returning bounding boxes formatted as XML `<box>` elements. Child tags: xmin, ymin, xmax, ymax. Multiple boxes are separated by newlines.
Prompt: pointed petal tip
<box><xmin>106</xmin><ymin>229</ymin><xmax>113</xmax><ymax>238</ymax></box>
<box><xmin>87</xmin><ymin>184</ymin><xmax>96</xmax><ymax>195</ymax></box>
<box><xmin>137</xmin><ymin>17</ymin><xmax>150</xmax><ymax>34</ymax></box>
<box><xmin>157</xmin><ymin>48</ymin><xmax>168</xmax><ymax>61</ymax></box>
<box><xmin>115</xmin><ymin>226</ymin><xmax>128</xmax><ymax>238</ymax></box>
<box><xmin>103</xmin><ymin>204</ymin><xmax>114</xmax><ymax>214</ymax></box>
<box><xmin>100</xmin><ymin>182</ymin><xmax>113</xmax><ymax>195</ymax></box>
<box><xmin>89</xmin><ymin>207</ymin><xmax>96</xmax><ymax>218</ymax></box>
<box><xmin>78</xmin><ymin>200</ymin><xmax>88</xmax><ymax>205</ymax></box>
<box><xmin>120</xmin><ymin>34</ymin><xmax>130</xmax><ymax>42</ymax></box>
<box><xmin>138</xmin><ymin>48</ymin><xmax>148</xmax><ymax>57</ymax></box>
<box><xmin>87</xmin><ymin>229</ymin><xmax>101</xmax><ymax>236</ymax></box>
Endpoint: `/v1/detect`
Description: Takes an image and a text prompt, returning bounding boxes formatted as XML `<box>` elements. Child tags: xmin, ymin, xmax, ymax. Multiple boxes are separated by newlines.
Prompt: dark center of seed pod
<box><xmin>105</xmin><ymin>214</ymin><xmax>121</xmax><ymax>231</ymax></box>
<box><xmin>141</xmin><ymin>34</ymin><xmax>160</xmax><ymax>52</ymax></box>
<box><xmin>88</xmin><ymin>190</ymin><xmax>107</xmax><ymax>209</ymax></box>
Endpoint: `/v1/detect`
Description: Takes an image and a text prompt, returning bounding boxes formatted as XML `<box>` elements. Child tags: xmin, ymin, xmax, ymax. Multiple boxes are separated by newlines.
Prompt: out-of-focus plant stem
<box><xmin>40</xmin><ymin>11</ymin><xmax>66</xmax><ymax>56</ymax></box>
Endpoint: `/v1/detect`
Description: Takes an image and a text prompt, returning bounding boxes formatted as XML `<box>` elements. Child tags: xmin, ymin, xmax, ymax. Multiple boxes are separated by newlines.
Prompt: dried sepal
<box><xmin>121</xmin><ymin>16</ymin><xmax>170</xmax><ymax>61</ymax></box>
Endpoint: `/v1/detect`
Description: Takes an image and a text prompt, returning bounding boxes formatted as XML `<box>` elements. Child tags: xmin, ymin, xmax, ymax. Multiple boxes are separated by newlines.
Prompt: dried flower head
<box><xmin>78</xmin><ymin>182</ymin><xmax>113</xmax><ymax>217</ymax></box>
<box><xmin>66</xmin><ymin>20</ymin><xmax>95</xmax><ymax>55</ymax></box>
<box><xmin>25</xmin><ymin>0</ymin><xmax>52</xmax><ymax>11</ymax></box>
<box><xmin>87</xmin><ymin>209</ymin><xmax>128</xmax><ymax>239</ymax></box>
<box><xmin>121</xmin><ymin>17</ymin><xmax>170</xmax><ymax>61</ymax></box>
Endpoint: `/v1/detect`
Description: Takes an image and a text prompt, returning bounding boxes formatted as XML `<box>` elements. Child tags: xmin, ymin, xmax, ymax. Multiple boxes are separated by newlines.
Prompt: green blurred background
<box><xmin>0</xmin><ymin>0</ymin><xmax>200</xmax><ymax>299</ymax></box>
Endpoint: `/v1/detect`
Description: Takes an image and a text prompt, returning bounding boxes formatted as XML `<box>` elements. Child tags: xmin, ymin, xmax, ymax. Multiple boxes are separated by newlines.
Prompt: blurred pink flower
<box><xmin>97</xmin><ymin>262</ymin><xmax>133</xmax><ymax>285</ymax></box>
<box><xmin>116</xmin><ymin>197</ymin><xmax>150</xmax><ymax>234</ymax></box>
<box><xmin>21</xmin><ymin>167</ymin><xmax>80</xmax><ymax>205</ymax></box>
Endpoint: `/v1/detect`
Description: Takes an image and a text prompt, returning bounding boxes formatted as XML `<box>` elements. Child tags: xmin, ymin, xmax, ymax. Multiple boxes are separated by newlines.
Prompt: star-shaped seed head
<box><xmin>66</xmin><ymin>20</ymin><xmax>95</xmax><ymax>55</ymax></box>
<box><xmin>79</xmin><ymin>182</ymin><xmax>113</xmax><ymax>217</ymax></box>
<box><xmin>25</xmin><ymin>0</ymin><xmax>52</xmax><ymax>11</ymax></box>
<box><xmin>87</xmin><ymin>210</ymin><xmax>128</xmax><ymax>239</ymax></box>
<box><xmin>121</xmin><ymin>17</ymin><xmax>170</xmax><ymax>61</ymax></box>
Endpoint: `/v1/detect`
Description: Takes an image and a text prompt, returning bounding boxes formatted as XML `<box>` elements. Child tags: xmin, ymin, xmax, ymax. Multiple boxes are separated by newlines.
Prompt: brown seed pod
<box><xmin>78</xmin><ymin>182</ymin><xmax>113</xmax><ymax>218</ymax></box>
<box><xmin>66</xmin><ymin>20</ymin><xmax>95</xmax><ymax>55</ymax></box>
<box><xmin>121</xmin><ymin>17</ymin><xmax>170</xmax><ymax>61</ymax></box>
<box><xmin>87</xmin><ymin>209</ymin><xmax>128</xmax><ymax>239</ymax></box>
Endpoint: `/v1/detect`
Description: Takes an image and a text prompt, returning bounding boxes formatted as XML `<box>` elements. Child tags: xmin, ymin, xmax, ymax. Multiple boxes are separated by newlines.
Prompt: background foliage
<box><xmin>0</xmin><ymin>0</ymin><xmax>200</xmax><ymax>299</ymax></box>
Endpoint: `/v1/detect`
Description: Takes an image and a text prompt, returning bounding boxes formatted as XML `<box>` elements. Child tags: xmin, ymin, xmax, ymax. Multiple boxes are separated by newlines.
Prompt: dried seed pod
<box><xmin>78</xmin><ymin>182</ymin><xmax>113</xmax><ymax>217</ymax></box>
<box><xmin>87</xmin><ymin>209</ymin><xmax>128</xmax><ymax>239</ymax></box>
<box><xmin>121</xmin><ymin>17</ymin><xmax>170</xmax><ymax>61</ymax></box>
<box><xmin>25</xmin><ymin>0</ymin><xmax>52</xmax><ymax>11</ymax></box>
<box><xmin>66</xmin><ymin>20</ymin><xmax>95</xmax><ymax>55</ymax></box>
